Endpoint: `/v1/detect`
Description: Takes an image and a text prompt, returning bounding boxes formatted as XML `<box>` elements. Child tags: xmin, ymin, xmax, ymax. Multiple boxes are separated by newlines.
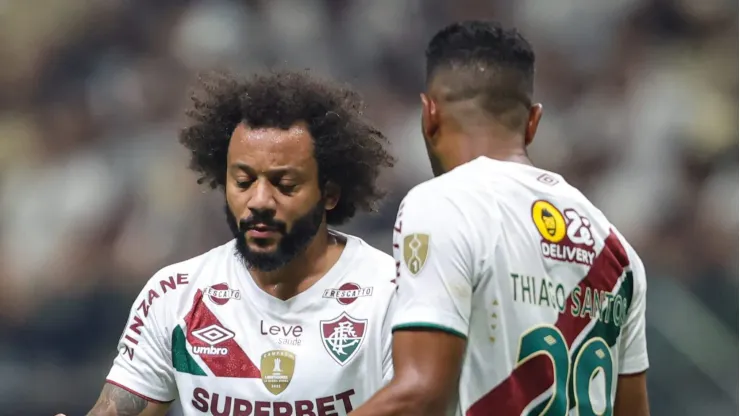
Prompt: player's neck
<box><xmin>478</xmin><ymin>147</ymin><xmax>532</xmax><ymax>166</ymax></box>
<box><xmin>250</xmin><ymin>229</ymin><xmax>344</xmax><ymax>300</ymax></box>
<box><xmin>439</xmin><ymin>130</ymin><xmax>533</xmax><ymax>172</ymax></box>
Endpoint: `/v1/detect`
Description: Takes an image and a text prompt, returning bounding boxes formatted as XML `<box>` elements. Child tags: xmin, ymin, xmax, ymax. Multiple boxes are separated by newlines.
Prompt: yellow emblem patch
<box><xmin>260</xmin><ymin>350</ymin><xmax>296</xmax><ymax>395</ymax></box>
<box><xmin>531</xmin><ymin>200</ymin><xmax>566</xmax><ymax>243</ymax></box>
<box><xmin>403</xmin><ymin>233</ymin><xmax>430</xmax><ymax>275</ymax></box>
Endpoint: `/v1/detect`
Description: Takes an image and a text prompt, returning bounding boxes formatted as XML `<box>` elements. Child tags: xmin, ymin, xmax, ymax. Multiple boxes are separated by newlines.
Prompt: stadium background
<box><xmin>0</xmin><ymin>0</ymin><xmax>736</xmax><ymax>415</ymax></box>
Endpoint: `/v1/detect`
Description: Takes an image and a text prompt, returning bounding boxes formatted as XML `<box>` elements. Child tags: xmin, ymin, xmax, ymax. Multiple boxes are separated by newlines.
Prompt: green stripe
<box><xmin>392</xmin><ymin>322</ymin><xmax>467</xmax><ymax>340</ymax></box>
<box><xmin>171</xmin><ymin>325</ymin><xmax>207</xmax><ymax>376</ymax></box>
<box><xmin>528</xmin><ymin>398</ymin><xmax>550</xmax><ymax>415</ymax></box>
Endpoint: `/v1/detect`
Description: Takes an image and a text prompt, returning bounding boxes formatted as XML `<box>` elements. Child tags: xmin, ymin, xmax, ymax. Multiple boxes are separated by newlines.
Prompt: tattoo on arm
<box><xmin>88</xmin><ymin>384</ymin><xmax>149</xmax><ymax>416</ymax></box>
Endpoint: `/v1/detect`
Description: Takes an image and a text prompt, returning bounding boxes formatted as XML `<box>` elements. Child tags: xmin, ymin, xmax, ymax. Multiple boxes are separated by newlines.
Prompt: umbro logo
<box><xmin>191</xmin><ymin>324</ymin><xmax>234</xmax><ymax>356</ymax></box>
<box><xmin>537</xmin><ymin>173</ymin><xmax>559</xmax><ymax>186</ymax></box>
<box><xmin>192</xmin><ymin>324</ymin><xmax>235</xmax><ymax>345</ymax></box>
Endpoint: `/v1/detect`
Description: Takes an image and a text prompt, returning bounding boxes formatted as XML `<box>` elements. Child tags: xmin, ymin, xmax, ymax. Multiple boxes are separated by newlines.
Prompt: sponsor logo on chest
<box><xmin>322</xmin><ymin>282</ymin><xmax>373</xmax><ymax>305</ymax></box>
<box><xmin>190</xmin><ymin>324</ymin><xmax>235</xmax><ymax>356</ymax></box>
<box><xmin>260</xmin><ymin>321</ymin><xmax>304</xmax><ymax>346</ymax></box>
<box><xmin>531</xmin><ymin>200</ymin><xmax>596</xmax><ymax>265</ymax></box>
<box><xmin>191</xmin><ymin>387</ymin><xmax>357</xmax><ymax>414</ymax></box>
<box><xmin>205</xmin><ymin>283</ymin><xmax>241</xmax><ymax>306</ymax></box>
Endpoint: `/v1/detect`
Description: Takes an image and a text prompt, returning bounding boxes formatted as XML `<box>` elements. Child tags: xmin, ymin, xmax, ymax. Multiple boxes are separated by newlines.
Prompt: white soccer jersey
<box><xmin>107</xmin><ymin>232</ymin><xmax>396</xmax><ymax>416</ymax></box>
<box><xmin>392</xmin><ymin>157</ymin><xmax>649</xmax><ymax>416</ymax></box>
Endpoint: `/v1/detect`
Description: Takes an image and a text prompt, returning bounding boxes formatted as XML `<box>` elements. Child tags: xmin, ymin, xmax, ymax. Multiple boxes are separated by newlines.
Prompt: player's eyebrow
<box><xmin>229</xmin><ymin>162</ymin><xmax>303</xmax><ymax>177</ymax></box>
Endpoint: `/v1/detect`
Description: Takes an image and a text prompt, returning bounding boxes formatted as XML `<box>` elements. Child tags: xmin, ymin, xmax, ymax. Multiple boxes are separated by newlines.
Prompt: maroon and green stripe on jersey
<box><xmin>172</xmin><ymin>289</ymin><xmax>261</xmax><ymax>378</ymax></box>
<box><xmin>172</xmin><ymin>325</ymin><xmax>207</xmax><ymax>376</ymax></box>
<box><xmin>562</xmin><ymin>270</ymin><xmax>634</xmax><ymax>412</ymax></box>
<box><xmin>524</xmin><ymin>270</ymin><xmax>634</xmax><ymax>416</ymax></box>
<box><xmin>466</xmin><ymin>231</ymin><xmax>630</xmax><ymax>416</ymax></box>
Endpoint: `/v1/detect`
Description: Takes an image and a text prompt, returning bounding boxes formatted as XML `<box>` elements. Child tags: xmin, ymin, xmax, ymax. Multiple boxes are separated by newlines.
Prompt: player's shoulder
<box><xmin>333</xmin><ymin>232</ymin><xmax>396</xmax><ymax>301</ymax></box>
<box><xmin>611</xmin><ymin>228</ymin><xmax>648</xmax><ymax>290</ymax></box>
<box><xmin>402</xmin><ymin>174</ymin><xmax>473</xmax><ymax>219</ymax></box>
<box><xmin>339</xmin><ymin>232</ymin><xmax>396</xmax><ymax>284</ymax></box>
<box><xmin>405</xmin><ymin>161</ymin><xmax>480</xmax><ymax>199</ymax></box>
<box><xmin>138</xmin><ymin>240</ymin><xmax>237</xmax><ymax>296</ymax></box>
<box><xmin>401</xmin><ymin>159</ymin><xmax>499</xmax><ymax>227</ymax></box>
<box><xmin>154</xmin><ymin>239</ymin><xmax>235</xmax><ymax>279</ymax></box>
<box><xmin>404</xmin><ymin>156</ymin><xmax>551</xmax><ymax>202</ymax></box>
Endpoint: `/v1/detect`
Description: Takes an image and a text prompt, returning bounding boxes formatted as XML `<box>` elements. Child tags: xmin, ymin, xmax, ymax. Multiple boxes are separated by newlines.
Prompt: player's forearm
<box><xmin>350</xmin><ymin>380</ymin><xmax>448</xmax><ymax>416</ymax></box>
<box><xmin>614</xmin><ymin>373</ymin><xmax>650</xmax><ymax>416</ymax></box>
<box><xmin>86</xmin><ymin>383</ymin><xmax>169</xmax><ymax>416</ymax></box>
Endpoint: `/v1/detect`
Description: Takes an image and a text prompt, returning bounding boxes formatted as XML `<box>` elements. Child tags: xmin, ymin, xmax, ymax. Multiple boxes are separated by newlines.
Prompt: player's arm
<box><xmin>614</xmin><ymin>372</ymin><xmax>649</xmax><ymax>416</ymax></box>
<box><xmin>352</xmin><ymin>329</ymin><xmax>466</xmax><ymax>416</ymax></box>
<box><xmin>614</xmin><ymin>253</ymin><xmax>650</xmax><ymax>416</ymax></box>
<box><xmin>85</xmin><ymin>383</ymin><xmax>170</xmax><ymax>416</ymax></box>
<box><xmin>350</xmin><ymin>189</ymin><xmax>476</xmax><ymax>416</ymax></box>
<box><xmin>62</xmin><ymin>272</ymin><xmax>179</xmax><ymax>416</ymax></box>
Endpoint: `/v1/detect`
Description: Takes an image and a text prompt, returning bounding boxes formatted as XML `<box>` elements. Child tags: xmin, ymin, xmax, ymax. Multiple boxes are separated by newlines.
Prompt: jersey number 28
<box><xmin>517</xmin><ymin>325</ymin><xmax>614</xmax><ymax>416</ymax></box>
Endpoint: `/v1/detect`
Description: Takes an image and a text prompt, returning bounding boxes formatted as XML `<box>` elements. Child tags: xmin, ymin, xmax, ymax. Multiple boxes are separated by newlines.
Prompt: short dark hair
<box><xmin>179</xmin><ymin>70</ymin><xmax>395</xmax><ymax>226</ymax></box>
<box><xmin>426</xmin><ymin>21</ymin><xmax>535</xmax><ymax>128</ymax></box>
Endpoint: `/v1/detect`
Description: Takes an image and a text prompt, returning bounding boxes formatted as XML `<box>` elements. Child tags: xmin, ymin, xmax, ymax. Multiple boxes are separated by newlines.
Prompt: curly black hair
<box><xmin>426</xmin><ymin>21</ymin><xmax>535</xmax><ymax>128</ymax></box>
<box><xmin>178</xmin><ymin>70</ymin><xmax>395</xmax><ymax>226</ymax></box>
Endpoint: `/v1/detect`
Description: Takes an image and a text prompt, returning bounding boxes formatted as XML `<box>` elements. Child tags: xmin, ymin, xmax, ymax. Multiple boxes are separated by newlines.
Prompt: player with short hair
<box><xmin>350</xmin><ymin>21</ymin><xmax>650</xmax><ymax>416</ymax></box>
<box><xmin>64</xmin><ymin>70</ymin><xmax>397</xmax><ymax>416</ymax></box>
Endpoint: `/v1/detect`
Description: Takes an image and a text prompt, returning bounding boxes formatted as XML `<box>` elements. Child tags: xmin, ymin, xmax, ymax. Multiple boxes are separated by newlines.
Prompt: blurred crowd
<box><xmin>0</xmin><ymin>0</ymin><xmax>736</xmax><ymax>415</ymax></box>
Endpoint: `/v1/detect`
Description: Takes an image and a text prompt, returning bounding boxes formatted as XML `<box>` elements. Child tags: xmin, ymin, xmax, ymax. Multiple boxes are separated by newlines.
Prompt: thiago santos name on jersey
<box><xmin>391</xmin><ymin>158</ymin><xmax>648</xmax><ymax>416</ymax></box>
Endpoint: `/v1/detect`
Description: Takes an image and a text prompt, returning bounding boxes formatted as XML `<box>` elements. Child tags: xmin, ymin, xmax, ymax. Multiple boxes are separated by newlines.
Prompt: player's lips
<box><xmin>246</xmin><ymin>224</ymin><xmax>281</xmax><ymax>239</ymax></box>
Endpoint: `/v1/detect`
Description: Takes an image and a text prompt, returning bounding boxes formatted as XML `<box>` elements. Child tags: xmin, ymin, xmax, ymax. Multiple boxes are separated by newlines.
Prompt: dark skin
<box><xmin>63</xmin><ymin>122</ymin><xmax>346</xmax><ymax>416</ymax></box>
<box><xmin>226</xmin><ymin>122</ymin><xmax>343</xmax><ymax>299</ymax></box>
<box><xmin>420</xmin><ymin>75</ymin><xmax>542</xmax><ymax>176</ymax></box>
<box><xmin>615</xmin><ymin>372</ymin><xmax>651</xmax><ymax>416</ymax></box>
<box><xmin>56</xmin><ymin>383</ymin><xmax>170</xmax><ymax>416</ymax></box>
<box><xmin>350</xmin><ymin>78</ymin><xmax>649</xmax><ymax>416</ymax></box>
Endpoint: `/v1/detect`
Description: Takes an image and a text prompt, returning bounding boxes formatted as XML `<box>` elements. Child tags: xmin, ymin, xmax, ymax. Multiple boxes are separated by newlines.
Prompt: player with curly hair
<box><xmin>68</xmin><ymin>70</ymin><xmax>397</xmax><ymax>416</ymax></box>
<box><xmin>350</xmin><ymin>20</ymin><xmax>649</xmax><ymax>416</ymax></box>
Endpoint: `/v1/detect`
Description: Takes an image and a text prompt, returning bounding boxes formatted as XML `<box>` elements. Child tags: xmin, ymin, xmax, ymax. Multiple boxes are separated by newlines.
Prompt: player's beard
<box><xmin>225</xmin><ymin>199</ymin><xmax>326</xmax><ymax>272</ymax></box>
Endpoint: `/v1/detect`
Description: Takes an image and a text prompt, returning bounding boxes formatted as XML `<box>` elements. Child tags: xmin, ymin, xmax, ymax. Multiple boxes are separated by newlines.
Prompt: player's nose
<box><xmin>246</xmin><ymin>179</ymin><xmax>277</xmax><ymax>212</ymax></box>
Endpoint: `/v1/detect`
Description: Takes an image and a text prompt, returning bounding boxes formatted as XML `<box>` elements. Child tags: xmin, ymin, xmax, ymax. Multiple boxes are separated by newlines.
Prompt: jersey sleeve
<box><xmin>106</xmin><ymin>273</ymin><xmax>177</xmax><ymax>402</ymax></box>
<box><xmin>381</xmin><ymin>287</ymin><xmax>397</xmax><ymax>384</ymax></box>
<box><xmin>618</xmin><ymin>254</ymin><xmax>649</xmax><ymax>375</ymax></box>
<box><xmin>390</xmin><ymin>187</ymin><xmax>479</xmax><ymax>339</ymax></box>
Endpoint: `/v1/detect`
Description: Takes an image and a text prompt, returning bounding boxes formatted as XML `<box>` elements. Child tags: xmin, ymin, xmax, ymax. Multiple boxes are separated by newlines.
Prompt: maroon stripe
<box><xmin>184</xmin><ymin>290</ymin><xmax>261</xmax><ymax>378</ymax></box>
<box><xmin>466</xmin><ymin>231</ymin><xmax>628</xmax><ymax>416</ymax></box>
<box><xmin>556</xmin><ymin>232</ymin><xmax>628</xmax><ymax>347</ymax></box>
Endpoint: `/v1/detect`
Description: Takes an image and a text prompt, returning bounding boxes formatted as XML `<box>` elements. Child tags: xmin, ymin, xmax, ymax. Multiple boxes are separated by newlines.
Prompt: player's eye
<box><xmin>235</xmin><ymin>179</ymin><xmax>253</xmax><ymax>189</ymax></box>
<box><xmin>277</xmin><ymin>183</ymin><xmax>298</xmax><ymax>194</ymax></box>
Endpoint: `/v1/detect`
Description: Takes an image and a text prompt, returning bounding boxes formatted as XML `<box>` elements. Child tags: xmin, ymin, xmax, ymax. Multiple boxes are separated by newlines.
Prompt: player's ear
<box><xmin>420</xmin><ymin>93</ymin><xmax>439</xmax><ymax>144</ymax></box>
<box><xmin>322</xmin><ymin>181</ymin><xmax>340</xmax><ymax>211</ymax></box>
<box><xmin>524</xmin><ymin>103</ymin><xmax>543</xmax><ymax>147</ymax></box>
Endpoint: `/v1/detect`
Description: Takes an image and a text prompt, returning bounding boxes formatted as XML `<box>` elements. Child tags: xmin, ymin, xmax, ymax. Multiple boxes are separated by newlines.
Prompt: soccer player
<box><xmin>62</xmin><ymin>70</ymin><xmax>397</xmax><ymax>416</ymax></box>
<box><xmin>350</xmin><ymin>21</ymin><xmax>650</xmax><ymax>416</ymax></box>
